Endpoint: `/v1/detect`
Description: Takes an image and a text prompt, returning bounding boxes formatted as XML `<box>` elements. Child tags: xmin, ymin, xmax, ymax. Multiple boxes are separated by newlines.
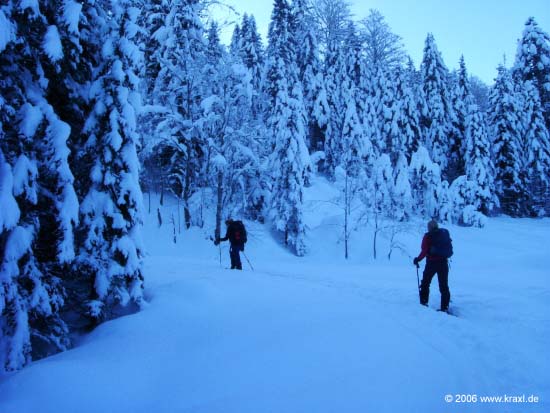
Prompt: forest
<box><xmin>1</xmin><ymin>0</ymin><xmax>549</xmax><ymax>372</ymax></box>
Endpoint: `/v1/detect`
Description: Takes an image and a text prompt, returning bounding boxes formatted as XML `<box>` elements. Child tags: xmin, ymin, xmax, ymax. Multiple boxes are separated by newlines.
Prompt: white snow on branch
<box><xmin>43</xmin><ymin>25</ymin><xmax>63</xmax><ymax>62</ymax></box>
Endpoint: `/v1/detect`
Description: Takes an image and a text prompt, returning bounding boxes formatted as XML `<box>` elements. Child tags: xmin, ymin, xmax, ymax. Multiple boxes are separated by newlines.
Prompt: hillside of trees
<box><xmin>1</xmin><ymin>0</ymin><xmax>549</xmax><ymax>371</ymax></box>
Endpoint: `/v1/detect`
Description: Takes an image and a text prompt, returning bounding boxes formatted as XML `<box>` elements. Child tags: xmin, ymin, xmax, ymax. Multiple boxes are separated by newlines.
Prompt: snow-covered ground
<box><xmin>1</xmin><ymin>178</ymin><xmax>549</xmax><ymax>413</ymax></box>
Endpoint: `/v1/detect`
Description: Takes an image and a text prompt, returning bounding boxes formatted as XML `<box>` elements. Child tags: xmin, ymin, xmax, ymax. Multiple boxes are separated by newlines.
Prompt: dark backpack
<box><xmin>231</xmin><ymin>221</ymin><xmax>247</xmax><ymax>244</ymax></box>
<box><xmin>429</xmin><ymin>228</ymin><xmax>453</xmax><ymax>258</ymax></box>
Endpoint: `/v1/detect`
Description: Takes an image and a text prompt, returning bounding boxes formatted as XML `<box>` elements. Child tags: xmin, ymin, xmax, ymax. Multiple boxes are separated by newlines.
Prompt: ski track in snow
<box><xmin>0</xmin><ymin>193</ymin><xmax>549</xmax><ymax>413</ymax></box>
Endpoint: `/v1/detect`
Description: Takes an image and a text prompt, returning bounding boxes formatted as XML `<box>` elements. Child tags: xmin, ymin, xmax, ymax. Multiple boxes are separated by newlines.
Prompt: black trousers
<box><xmin>420</xmin><ymin>259</ymin><xmax>450</xmax><ymax>310</ymax></box>
<box><xmin>229</xmin><ymin>243</ymin><xmax>243</xmax><ymax>269</ymax></box>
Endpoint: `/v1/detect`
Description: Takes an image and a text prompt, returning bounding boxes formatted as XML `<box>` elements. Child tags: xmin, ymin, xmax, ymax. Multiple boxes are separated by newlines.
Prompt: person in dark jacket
<box><xmin>215</xmin><ymin>219</ymin><xmax>247</xmax><ymax>270</ymax></box>
<box><xmin>413</xmin><ymin>220</ymin><xmax>451</xmax><ymax>312</ymax></box>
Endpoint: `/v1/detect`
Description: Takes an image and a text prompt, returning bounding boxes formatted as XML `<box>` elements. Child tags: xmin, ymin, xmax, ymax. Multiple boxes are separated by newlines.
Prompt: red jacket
<box><xmin>417</xmin><ymin>232</ymin><xmax>446</xmax><ymax>262</ymax></box>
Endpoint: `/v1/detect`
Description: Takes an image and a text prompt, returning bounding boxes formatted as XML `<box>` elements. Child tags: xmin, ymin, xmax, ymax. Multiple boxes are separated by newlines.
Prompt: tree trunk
<box><xmin>373</xmin><ymin>209</ymin><xmax>378</xmax><ymax>260</ymax></box>
<box><xmin>344</xmin><ymin>173</ymin><xmax>349</xmax><ymax>260</ymax></box>
<box><xmin>215</xmin><ymin>171</ymin><xmax>223</xmax><ymax>241</ymax></box>
<box><xmin>183</xmin><ymin>160</ymin><xmax>192</xmax><ymax>229</ymax></box>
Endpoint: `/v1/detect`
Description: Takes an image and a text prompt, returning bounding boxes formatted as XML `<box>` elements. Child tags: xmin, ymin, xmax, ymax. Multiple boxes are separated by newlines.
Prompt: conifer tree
<box><xmin>521</xmin><ymin>81</ymin><xmax>550</xmax><ymax>216</ymax></box>
<box><xmin>464</xmin><ymin>103</ymin><xmax>497</xmax><ymax>216</ymax></box>
<box><xmin>390</xmin><ymin>68</ymin><xmax>421</xmax><ymax>164</ymax></box>
<box><xmin>392</xmin><ymin>153</ymin><xmax>413</xmax><ymax>221</ymax></box>
<box><xmin>239</xmin><ymin>14</ymin><xmax>264</xmax><ymax>92</ymax></box>
<box><xmin>420</xmin><ymin>34</ymin><xmax>456</xmax><ymax>179</ymax></box>
<box><xmin>489</xmin><ymin>65</ymin><xmax>527</xmax><ymax>216</ymax></box>
<box><xmin>0</xmin><ymin>1</ymin><xmax>79</xmax><ymax>370</ymax></box>
<box><xmin>409</xmin><ymin>146</ymin><xmax>443</xmax><ymax>218</ymax></box>
<box><xmin>291</xmin><ymin>0</ymin><xmax>330</xmax><ymax>152</ymax></box>
<box><xmin>138</xmin><ymin>0</ymin><xmax>169</xmax><ymax>96</ymax></box>
<box><xmin>78</xmin><ymin>0</ymin><xmax>145</xmax><ymax>322</ymax></box>
<box><xmin>323</xmin><ymin>41</ymin><xmax>346</xmax><ymax>174</ymax></box>
<box><xmin>265</xmin><ymin>0</ymin><xmax>310</xmax><ymax>256</ymax></box>
<box><xmin>230</xmin><ymin>23</ymin><xmax>242</xmax><ymax>58</ymax></box>
<box><xmin>449</xmin><ymin>56</ymin><xmax>473</xmax><ymax>178</ymax></box>
<box><xmin>513</xmin><ymin>17</ymin><xmax>550</xmax><ymax>128</ymax></box>
<box><xmin>359</xmin><ymin>65</ymin><xmax>383</xmax><ymax>158</ymax></box>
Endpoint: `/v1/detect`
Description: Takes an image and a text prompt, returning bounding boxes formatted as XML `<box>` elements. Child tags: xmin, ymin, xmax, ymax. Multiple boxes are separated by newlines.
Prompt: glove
<box><xmin>413</xmin><ymin>257</ymin><xmax>419</xmax><ymax>266</ymax></box>
<box><xmin>214</xmin><ymin>238</ymin><xmax>219</xmax><ymax>246</ymax></box>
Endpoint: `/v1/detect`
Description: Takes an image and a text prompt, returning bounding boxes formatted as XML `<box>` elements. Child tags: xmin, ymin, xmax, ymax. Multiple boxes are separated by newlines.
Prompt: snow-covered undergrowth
<box><xmin>1</xmin><ymin>178</ymin><xmax>549</xmax><ymax>413</ymax></box>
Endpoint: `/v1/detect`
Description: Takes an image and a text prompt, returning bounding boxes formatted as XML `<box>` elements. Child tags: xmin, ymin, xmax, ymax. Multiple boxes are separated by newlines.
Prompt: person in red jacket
<box><xmin>413</xmin><ymin>220</ymin><xmax>451</xmax><ymax>312</ymax></box>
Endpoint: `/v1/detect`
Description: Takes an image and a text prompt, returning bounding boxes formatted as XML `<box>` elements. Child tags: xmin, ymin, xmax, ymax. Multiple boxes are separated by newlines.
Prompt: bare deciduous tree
<box><xmin>309</xmin><ymin>0</ymin><xmax>353</xmax><ymax>54</ymax></box>
<box><xmin>359</xmin><ymin>9</ymin><xmax>406</xmax><ymax>70</ymax></box>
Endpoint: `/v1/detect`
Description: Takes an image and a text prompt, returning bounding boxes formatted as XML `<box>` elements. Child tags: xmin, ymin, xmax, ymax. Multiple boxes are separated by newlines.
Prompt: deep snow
<box><xmin>0</xmin><ymin>177</ymin><xmax>549</xmax><ymax>413</ymax></box>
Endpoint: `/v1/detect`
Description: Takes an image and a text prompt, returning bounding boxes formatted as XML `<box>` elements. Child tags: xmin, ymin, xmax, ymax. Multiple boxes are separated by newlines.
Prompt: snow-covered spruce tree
<box><xmin>513</xmin><ymin>17</ymin><xmax>550</xmax><ymax>129</ymax></box>
<box><xmin>488</xmin><ymin>65</ymin><xmax>527</xmax><ymax>216</ymax></box>
<box><xmin>389</xmin><ymin>67</ymin><xmax>421</xmax><ymax>164</ymax></box>
<box><xmin>325</xmin><ymin>25</ymin><xmax>369</xmax><ymax>175</ymax></box>
<box><xmin>342</xmin><ymin>22</ymin><xmax>363</xmax><ymax>90</ymax></box>
<box><xmin>448</xmin><ymin>102</ymin><xmax>497</xmax><ymax>227</ymax></box>
<box><xmin>341</xmin><ymin>81</ymin><xmax>370</xmax><ymax>178</ymax></box>
<box><xmin>464</xmin><ymin>103</ymin><xmax>498</xmax><ymax>216</ymax></box>
<box><xmin>449</xmin><ymin>56</ymin><xmax>473</xmax><ymax>178</ymax></box>
<box><xmin>77</xmin><ymin>0</ymin><xmax>145</xmax><ymax>323</ymax></box>
<box><xmin>409</xmin><ymin>146</ymin><xmax>444</xmax><ymax>219</ymax></box>
<box><xmin>392</xmin><ymin>153</ymin><xmax>413</xmax><ymax>221</ymax></box>
<box><xmin>0</xmin><ymin>11</ymin><xmax>31</xmax><ymax>370</ymax></box>
<box><xmin>376</xmin><ymin>66</ymin><xmax>400</xmax><ymax>163</ymax></box>
<box><xmin>150</xmin><ymin>0</ymin><xmax>207</xmax><ymax>228</ymax></box>
<box><xmin>359</xmin><ymin>48</ymin><xmax>396</xmax><ymax>159</ymax></box>
<box><xmin>291</xmin><ymin>0</ymin><xmax>330</xmax><ymax>153</ymax></box>
<box><xmin>469</xmin><ymin>75</ymin><xmax>491</xmax><ymax>114</ymax></box>
<box><xmin>265</xmin><ymin>0</ymin><xmax>311</xmax><ymax>256</ymax></box>
<box><xmin>420</xmin><ymin>33</ymin><xmax>456</xmax><ymax>180</ymax></box>
<box><xmin>236</xmin><ymin>14</ymin><xmax>264</xmax><ymax>118</ymax></box>
<box><xmin>405</xmin><ymin>56</ymin><xmax>422</xmax><ymax>93</ymax></box>
<box><xmin>240</xmin><ymin>14</ymin><xmax>264</xmax><ymax>91</ymax></box>
<box><xmin>138</xmin><ymin>0</ymin><xmax>169</xmax><ymax>96</ymax></box>
<box><xmin>33</xmin><ymin>0</ymin><xmax>87</xmax><ymax>345</ymax></box>
<box><xmin>229</xmin><ymin>23</ymin><xmax>242</xmax><ymax>58</ymax></box>
<box><xmin>520</xmin><ymin>81</ymin><xmax>550</xmax><ymax>216</ymax></box>
<box><xmin>136</xmin><ymin>0</ymin><xmax>171</xmax><ymax>203</ymax></box>
<box><xmin>1</xmin><ymin>1</ymin><xmax>81</xmax><ymax>370</ymax></box>
<box><xmin>266</xmin><ymin>70</ymin><xmax>311</xmax><ymax>256</ymax></box>
<box><xmin>323</xmin><ymin>41</ymin><xmax>346</xmax><ymax>175</ymax></box>
<box><xmin>404</xmin><ymin>56</ymin><xmax>425</xmax><ymax>134</ymax></box>
<box><xmin>359</xmin><ymin>66</ymin><xmax>383</xmax><ymax>159</ymax></box>
<box><xmin>289</xmin><ymin>0</ymin><xmax>307</xmax><ymax>51</ymax></box>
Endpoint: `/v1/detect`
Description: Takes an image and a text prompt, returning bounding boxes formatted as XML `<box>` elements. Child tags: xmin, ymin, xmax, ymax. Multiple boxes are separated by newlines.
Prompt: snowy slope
<box><xmin>0</xmin><ymin>178</ymin><xmax>549</xmax><ymax>413</ymax></box>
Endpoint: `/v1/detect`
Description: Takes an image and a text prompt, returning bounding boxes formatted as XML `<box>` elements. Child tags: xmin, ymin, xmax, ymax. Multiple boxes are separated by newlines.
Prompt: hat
<box><xmin>428</xmin><ymin>220</ymin><xmax>439</xmax><ymax>232</ymax></box>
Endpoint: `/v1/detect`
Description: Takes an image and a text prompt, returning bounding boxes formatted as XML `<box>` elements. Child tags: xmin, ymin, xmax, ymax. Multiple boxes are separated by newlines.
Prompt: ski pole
<box><xmin>415</xmin><ymin>263</ymin><xmax>421</xmax><ymax>303</ymax></box>
<box><xmin>211</xmin><ymin>235</ymin><xmax>222</xmax><ymax>268</ymax></box>
<box><xmin>242</xmin><ymin>251</ymin><xmax>254</xmax><ymax>271</ymax></box>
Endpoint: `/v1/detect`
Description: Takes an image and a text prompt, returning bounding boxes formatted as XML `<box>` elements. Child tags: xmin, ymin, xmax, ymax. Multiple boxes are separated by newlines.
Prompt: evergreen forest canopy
<box><xmin>1</xmin><ymin>0</ymin><xmax>549</xmax><ymax>372</ymax></box>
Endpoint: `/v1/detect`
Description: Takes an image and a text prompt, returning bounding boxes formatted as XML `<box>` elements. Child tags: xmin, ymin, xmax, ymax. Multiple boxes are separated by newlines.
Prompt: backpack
<box><xmin>429</xmin><ymin>228</ymin><xmax>453</xmax><ymax>258</ymax></box>
<box><xmin>231</xmin><ymin>220</ymin><xmax>247</xmax><ymax>244</ymax></box>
